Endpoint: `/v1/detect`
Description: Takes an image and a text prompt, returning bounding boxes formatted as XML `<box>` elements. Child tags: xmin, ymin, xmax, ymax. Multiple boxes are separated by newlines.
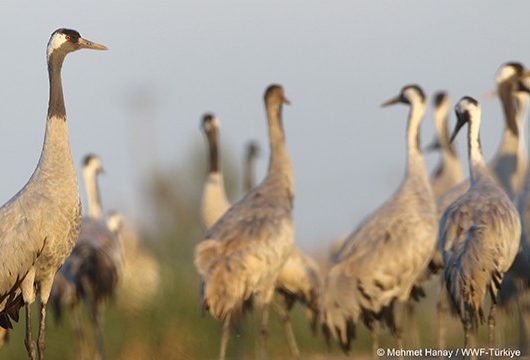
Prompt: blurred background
<box><xmin>0</xmin><ymin>0</ymin><xmax>529</xmax><ymax>358</ymax></box>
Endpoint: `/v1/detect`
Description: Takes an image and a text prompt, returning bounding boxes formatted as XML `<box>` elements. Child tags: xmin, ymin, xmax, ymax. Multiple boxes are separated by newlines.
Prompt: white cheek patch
<box><xmin>404</xmin><ymin>88</ymin><xmax>421</xmax><ymax>103</ymax></box>
<box><xmin>204</xmin><ymin>117</ymin><xmax>220</xmax><ymax>131</ymax></box>
<box><xmin>47</xmin><ymin>33</ymin><xmax>67</xmax><ymax>58</ymax></box>
<box><xmin>496</xmin><ymin>65</ymin><xmax>516</xmax><ymax>83</ymax></box>
<box><xmin>212</xmin><ymin>117</ymin><xmax>220</xmax><ymax>128</ymax></box>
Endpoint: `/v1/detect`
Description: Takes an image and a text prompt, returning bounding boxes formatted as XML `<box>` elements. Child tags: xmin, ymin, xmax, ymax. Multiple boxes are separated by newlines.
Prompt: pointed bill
<box><xmin>381</xmin><ymin>95</ymin><xmax>401</xmax><ymax>107</ymax></box>
<box><xmin>78</xmin><ymin>37</ymin><xmax>108</xmax><ymax>50</ymax></box>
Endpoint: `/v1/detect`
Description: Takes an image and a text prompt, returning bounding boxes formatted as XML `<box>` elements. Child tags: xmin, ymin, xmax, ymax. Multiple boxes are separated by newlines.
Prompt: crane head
<box><xmin>47</xmin><ymin>28</ymin><xmax>107</xmax><ymax>59</ymax></box>
<box><xmin>82</xmin><ymin>154</ymin><xmax>105</xmax><ymax>175</ymax></box>
<box><xmin>450</xmin><ymin>96</ymin><xmax>480</xmax><ymax>143</ymax></box>
<box><xmin>264</xmin><ymin>84</ymin><xmax>290</xmax><ymax>106</ymax></box>
<box><xmin>381</xmin><ymin>84</ymin><xmax>425</xmax><ymax>107</ymax></box>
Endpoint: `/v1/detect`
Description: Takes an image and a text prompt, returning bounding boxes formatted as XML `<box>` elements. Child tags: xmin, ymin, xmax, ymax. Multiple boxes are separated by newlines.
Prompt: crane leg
<box><xmin>392</xmin><ymin>302</ymin><xmax>404</xmax><ymax>360</ymax></box>
<box><xmin>219</xmin><ymin>313</ymin><xmax>231</xmax><ymax>360</ymax></box>
<box><xmin>71</xmin><ymin>305</ymin><xmax>86</xmax><ymax>357</ymax></box>
<box><xmin>517</xmin><ymin>289</ymin><xmax>530</xmax><ymax>356</ymax></box>
<box><xmin>258</xmin><ymin>305</ymin><xmax>269</xmax><ymax>360</ymax></box>
<box><xmin>437</xmin><ymin>286</ymin><xmax>449</xmax><ymax>353</ymax></box>
<box><xmin>37</xmin><ymin>302</ymin><xmax>47</xmax><ymax>360</ymax></box>
<box><xmin>24</xmin><ymin>304</ymin><xmax>37</xmax><ymax>360</ymax></box>
<box><xmin>463</xmin><ymin>322</ymin><xmax>477</xmax><ymax>360</ymax></box>
<box><xmin>371</xmin><ymin>321</ymin><xmax>380</xmax><ymax>360</ymax></box>
<box><xmin>405</xmin><ymin>301</ymin><xmax>420</xmax><ymax>348</ymax></box>
<box><xmin>488</xmin><ymin>303</ymin><xmax>496</xmax><ymax>350</ymax></box>
<box><xmin>89</xmin><ymin>299</ymin><xmax>105</xmax><ymax>360</ymax></box>
<box><xmin>272</xmin><ymin>301</ymin><xmax>300</xmax><ymax>359</ymax></box>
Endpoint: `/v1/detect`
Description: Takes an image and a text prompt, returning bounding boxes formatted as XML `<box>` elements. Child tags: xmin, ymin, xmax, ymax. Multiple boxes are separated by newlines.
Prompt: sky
<box><xmin>0</xmin><ymin>1</ymin><xmax>529</xmax><ymax>250</ymax></box>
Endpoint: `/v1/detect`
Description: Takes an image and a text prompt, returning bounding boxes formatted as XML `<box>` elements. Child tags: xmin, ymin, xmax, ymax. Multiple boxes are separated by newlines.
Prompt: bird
<box><xmin>439</xmin><ymin>97</ymin><xmax>521</xmax><ymax>350</ymax></box>
<box><xmin>200</xmin><ymin>114</ymin><xmax>230</xmax><ymax>230</ymax></box>
<box><xmin>194</xmin><ymin>84</ymin><xmax>294</xmax><ymax>360</ymax></box>
<box><xmin>114</xmin><ymin>214</ymin><xmax>160</xmax><ymax>315</ymax></box>
<box><xmin>321</xmin><ymin>85</ymin><xmax>436</xmax><ymax>355</ymax></box>
<box><xmin>243</xmin><ymin>139</ymin><xmax>321</xmax><ymax>359</ymax></box>
<box><xmin>431</xmin><ymin>66</ymin><xmax>529</xmax><ymax>349</ymax></box>
<box><xmin>0</xmin><ymin>28</ymin><xmax>106</xmax><ymax>360</ymax></box>
<box><xmin>432</xmin><ymin>63</ymin><xmax>526</xmax><ymax>269</ymax></box>
<box><xmin>426</xmin><ymin>92</ymin><xmax>465</xmax><ymax>198</ymax></box>
<box><xmin>50</xmin><ymin>154</ymin><xmax>123</xmax><ymax>359</ymax></box>
<box><xmin>437</xmin><ymin>62</ymin><xmax>526</xmax><ymax>216</ymax></box>
<box><xmin>503</xmin><ymin>74</ymin><xmax>530</xmax><ymax>355</ymax></box>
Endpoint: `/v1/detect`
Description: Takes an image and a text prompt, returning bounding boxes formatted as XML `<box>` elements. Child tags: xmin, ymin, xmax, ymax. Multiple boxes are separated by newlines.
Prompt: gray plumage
<box><xmin>194</xmin><ymin>85</ymin><xmax>293</xmax><ymax>360</ymax></box>
<box><xmin>439</xmin><ymin>97</ymin><xmax>520</xmax><ymax>344</ymax></box>
<box><xmin>243</xmin><ymin>140</ymin><xmax>321</xmax><ymax>333</ymax></box>
<box><xmin>321</xmin><ymin>85</ymin><xmax>436</xmax><ymax>352</ymax></box>
<box><xmin>436</xmin><ymin>63</ymin><xmax>527</xmax><ymax>219</ymax></box>
<box><xmin>432</xmin><ymin>63</ymin><xmax>528</xmax><ymax>273</ymax></box>
<box><xmin>0</xmin><ymin>29</ymin><xmax>106</xmax><ymax>360</ymax></box>
<box><xmin>503</xmin><ymin>80</ymin><xmax>530</xmax><ymax>354</ymax></box>
<box><xmin>276</xmin><ymin>248</ymin><xmax>321</xmax><ymax>332</ymax></box>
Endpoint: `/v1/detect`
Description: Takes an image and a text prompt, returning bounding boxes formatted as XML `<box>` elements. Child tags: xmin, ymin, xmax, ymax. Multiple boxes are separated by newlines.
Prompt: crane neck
<box><xmin>34</xmin><ymin>50</ymin><xmax>76</xmax><ymax>187</ymax></box>
<box><xmin>513</xmin><ymin>92</ymin><xmax>529</xmax><ymax>166</ymax></box>
<box><xmin>47</xmin><ymin>52</ymin><xmax>67</xmax><ymax>120</ymax></box>
<box><xmin>265</xmin><ymin>102</ymin><xmax>294</xmax><ymax>196</ymax></box>
<box><xmin>83</xmin><ymin>167</ymin><xmax>103</xmax><ymax>219</ymax></box>
<box><xmin>467</xmin><ymin>113</ymin><xmax>487</xmax><ymax>183</ymax></box>
<box><xmin>406</xmin><ymin>100</ymin><xmax>427</xmax><ymax>175</ymax></box>
<box><xmin>206</xmin><ymin>128</ymin><xmax>220</xmax><ymax>174</ymax></box>
<box><xmin>498</xmin><ymin>83</ymin><xmax>518</xmax><ymax>138</ymax></box>
<box><xmin>435</xmin><ymin>108</ymin><xmax>457</xmax><ymax>159</ymax></box>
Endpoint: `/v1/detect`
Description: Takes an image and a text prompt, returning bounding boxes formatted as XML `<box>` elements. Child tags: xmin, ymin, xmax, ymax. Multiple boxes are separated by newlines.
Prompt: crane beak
<box><xmin>381</xmin><ymin>95</ymin><xmax>401</xmax><ymax>107</ymax></box>
<box><xmin>449</xmin><ymin>113</ymin><xmax>467</xmax><ymax>143</ymax></box>
<box><xmin>78</xmin><ymin>37</ymin><xmax>108</xmax><ymax>51</ymax></box>
<box><xmin>283</xmin><ymin>96</ymin><xmax>291</xmax><ymax>105</ymax></box>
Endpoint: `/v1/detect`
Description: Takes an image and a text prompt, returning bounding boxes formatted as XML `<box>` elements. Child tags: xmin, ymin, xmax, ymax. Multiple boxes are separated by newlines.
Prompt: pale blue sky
<box><xmin>0</xmin><ymin>1</ymin><xmax>529</xmax><ymax>249</ymax></box>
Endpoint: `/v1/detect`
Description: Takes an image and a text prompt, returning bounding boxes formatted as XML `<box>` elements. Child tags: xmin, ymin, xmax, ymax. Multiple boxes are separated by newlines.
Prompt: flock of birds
<box><xmin>0</xmin><ymin>27</ymin><xmax>529</xmax><ymax>360</ymax></box>
<box><xmin>194</xmin><ymin>64</ymin><xmax>530</xmax><ymax>359</ymax></box>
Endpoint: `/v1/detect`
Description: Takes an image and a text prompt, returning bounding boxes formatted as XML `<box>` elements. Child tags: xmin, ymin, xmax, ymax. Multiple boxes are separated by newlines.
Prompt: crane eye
<box><xmin>65</xmin><ymin>35</ymin><xmax>72</xmax><ymax>41</ymax></box>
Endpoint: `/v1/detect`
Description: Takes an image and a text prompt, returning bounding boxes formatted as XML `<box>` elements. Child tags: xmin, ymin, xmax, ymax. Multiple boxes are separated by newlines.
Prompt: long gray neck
<box><xmin>35</xmin><ymin>51</ymin><xmax>76</xmax><ymax>187</ymax></box>
<box><xmin>265</xmin><ymin>102</ymin><xmax>294</xmax><ymax>196</ymax></box>
<box><xmin>48</xmin><ymin>52</ymin><xmax>66</xmax><ymax>119</ymax></box>
<box><xmin>83</xmin><ymin>167</ymin><xmax>102</xmax><ymax>219</ymax></box>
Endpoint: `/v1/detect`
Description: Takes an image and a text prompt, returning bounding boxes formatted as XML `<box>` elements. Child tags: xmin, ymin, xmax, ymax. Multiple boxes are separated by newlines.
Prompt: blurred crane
<box><xmin>243</xmin><ymin>141</ymin><xmax>321</xmax><ymax>359</ymax></box>
<box><xmin>194</xmin><ymin>85</ymin><xmax>294</xmax><ymax>360</ymax></box>
<box><xmin>321</xmin><ymin>85</ymin><xmax>436</xmax><ymax>355</ymax></box>
<box><xmin>439</xmin><ymin>97</ymin><xmax>521</xmax><ymax>351</ymax></box>
<box><xmin>50</xmin><ymin>155</ymin><xmax>123</xmax><ymax>360</ymax></box>
<box><xmin>426</xmin><ymin>92</ymin><xmax>465</xmax><ymax>198</ymax></box>
<box><xmin>437</xmin><ymin>62</ymin><xmax>527</xmax><ymax>215</ymax></box>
